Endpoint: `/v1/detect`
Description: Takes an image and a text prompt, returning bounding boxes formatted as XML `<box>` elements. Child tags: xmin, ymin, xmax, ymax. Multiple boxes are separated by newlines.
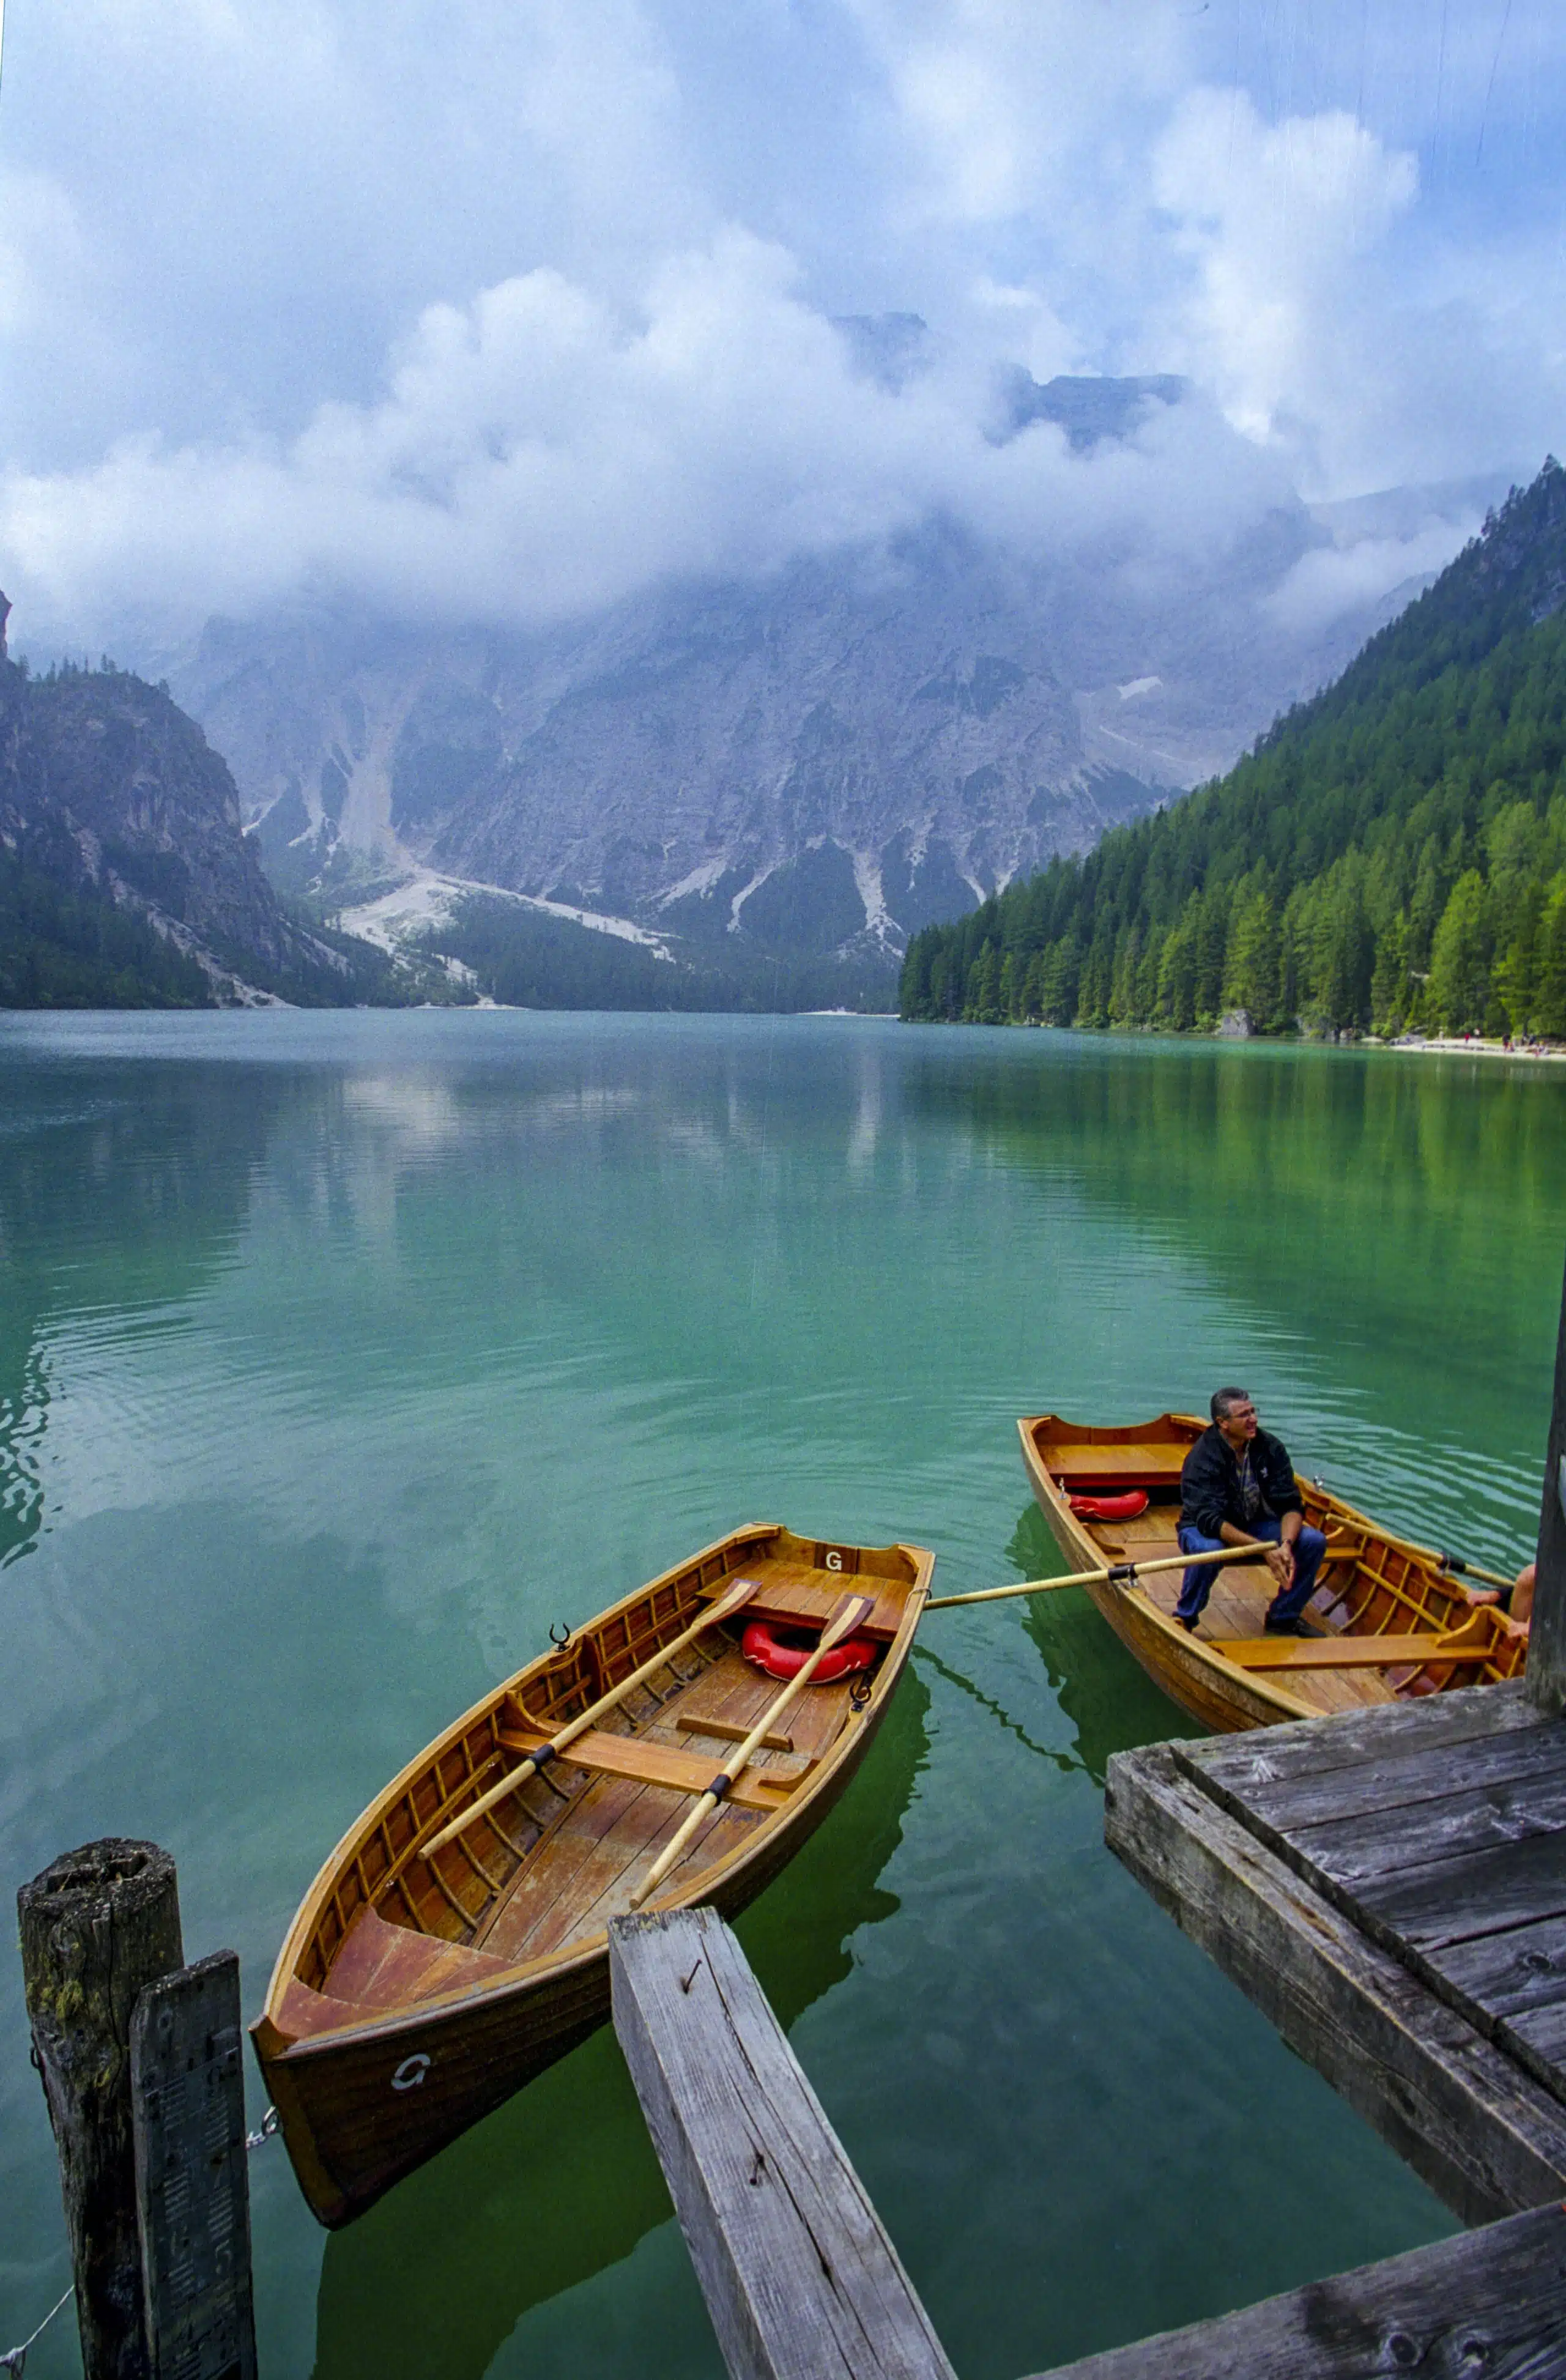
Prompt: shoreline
<box><xmin>1375</xmin><ymin>1034</ymin><xmax>1566</xmax><ymax>1063</ymax></box>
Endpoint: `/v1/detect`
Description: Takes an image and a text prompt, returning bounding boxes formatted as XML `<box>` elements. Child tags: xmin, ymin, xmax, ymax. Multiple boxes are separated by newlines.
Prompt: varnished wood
<box><xmin>495</xmin><ymin>1724</ymin><xmax>807</xmax><ymax>1812</ymax></box>
<box><xmin>1019</xmin><ymin>1409</ymin><xmax>1529</xmax><ymax>1734</ymax></box>
<box><xmin>629</xmin><ymin>1593</ymin><xmax>876</xmax><ymax>1911</ymax></box>
<box><xmin>424</xmin><ymin>1572</ymin><xmax>763</xmax><ymax>1857</ymax></box>
<box><xmin>675</xmin><ymin>1715</ymin><xmax>796</xmax><ymax>1752</ymax></box>
<box><xmin>251</xmin><ymin>1524</ymin><xmax>932</xmax><ymax>2228</ymax></box>
<box><xmin>1211</xmin><ymin>1630</ymin><xmax>1497</xmax><ymax>1671</ymax></box>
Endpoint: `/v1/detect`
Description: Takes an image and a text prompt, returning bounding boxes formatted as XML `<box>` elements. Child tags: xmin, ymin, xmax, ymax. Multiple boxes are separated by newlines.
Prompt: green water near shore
<box><xmin>1</xmin><ymin>1011</ymin><xmax>1560</xmax><ymax>2378</ymax></box>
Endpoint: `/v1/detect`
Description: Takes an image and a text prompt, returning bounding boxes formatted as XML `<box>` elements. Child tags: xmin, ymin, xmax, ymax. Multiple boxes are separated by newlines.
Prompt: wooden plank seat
<box><xmin>276</xmin><ymin>1914</ymin><xmax>518</xmax><ymax>2037</ymax></box>
<box><xmin>1212</xmin><ymin>1633</ymin><xmax>1497</xmax><ymax>1672</ymax></box>
<box><xmin>1047</xmin><ymin>1443</ymin><xmax>1188</xmax><ymax>1492</ymax></box>
<box><xmin>497</xmin><ymin>1726</ymin><xmax>812</xmax><ymax>1812</ymax></box>
<box><xmin>330</xmin><ymin>1907</ymin><xmax>513</xmax><ymax>2004</ymax></box>
<box><xmin>708</xmin><ymin>1562</ymin><xmax>906</xmax><ymax>1640</ymax></box>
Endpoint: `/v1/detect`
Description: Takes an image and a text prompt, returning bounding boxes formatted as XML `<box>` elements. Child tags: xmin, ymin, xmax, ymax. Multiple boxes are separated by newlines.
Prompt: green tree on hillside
<box><xmin>901</xmin><ymin>461</ymin><xmax>1566</xmax><ymax>1041</ymax></box>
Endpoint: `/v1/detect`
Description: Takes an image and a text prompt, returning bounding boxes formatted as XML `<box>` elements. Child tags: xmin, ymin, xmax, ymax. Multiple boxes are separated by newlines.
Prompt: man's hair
<box><xmin>1211</xmin><ymin>1387</ymin><xmax>1251</xmax><ymax>1423</ymax></box>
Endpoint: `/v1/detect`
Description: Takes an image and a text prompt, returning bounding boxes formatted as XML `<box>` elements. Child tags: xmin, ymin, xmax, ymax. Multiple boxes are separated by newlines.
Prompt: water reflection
<box><xmin>1004</xmin><ymin>1503</ymin><xmax>1201</xmax><ymax>1782</ymax></box>
<box><xmin>311</xmin><ymin>1670</ymin><xmax>929</xmax><ymax>2380</ymax></box>
<box><xmin>0</xmin><ymin>1063</ymin><xmax>283</xmax><ymax>1568</ymax></box>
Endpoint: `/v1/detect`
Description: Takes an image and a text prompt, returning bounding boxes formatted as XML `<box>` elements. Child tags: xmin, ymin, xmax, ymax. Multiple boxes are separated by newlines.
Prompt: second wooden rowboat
<box><xmin>252</xmin><ymin>1521</ymin><xmax>932</xmax><ymax>2225</ymax></box>
<box><xmin>1020</xmin><ymin>1411</ymin><xmax>1527</xmax><ymax>1733</ymax></box>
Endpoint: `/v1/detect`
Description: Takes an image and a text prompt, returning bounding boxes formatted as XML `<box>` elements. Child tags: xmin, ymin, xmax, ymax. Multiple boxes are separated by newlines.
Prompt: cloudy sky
<box><xmin>2</xmin><ymin>0</ymin><xmax>1564</xmax><ymax>651</ymax></box>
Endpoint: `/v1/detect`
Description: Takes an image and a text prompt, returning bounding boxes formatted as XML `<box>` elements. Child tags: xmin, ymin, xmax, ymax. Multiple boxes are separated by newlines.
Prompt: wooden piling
<box><xmin>610</xmin><ymin>1906</ymin><xmax>956</xmax><ymax>2380</ymax></box>
<box><xmin>131</xmin><ymin>1952</ymin><xmax>258</xmax><ymax>2380</ymax></box>
<box><xmin>1527</xmin><ymin>1247</ymin><xmax>1566</xmax><ymax>1713</ymax></box>
<box><xmin>18</xmin><ymin>1839</ymin><xmax>184</xmax><ymax>2380</ymax></box>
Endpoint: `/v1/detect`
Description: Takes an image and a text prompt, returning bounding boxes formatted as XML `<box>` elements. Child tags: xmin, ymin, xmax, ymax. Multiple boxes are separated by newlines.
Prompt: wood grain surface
<box><xmin>609</xmin><ymin>1907</ymin><xmax>956</xmax><ymax>2380</ymax></box>
<box><xmin>1029</xmin><ymin>2203</ymin><xmax>1566</xmax><ymax>2379</ymax></box>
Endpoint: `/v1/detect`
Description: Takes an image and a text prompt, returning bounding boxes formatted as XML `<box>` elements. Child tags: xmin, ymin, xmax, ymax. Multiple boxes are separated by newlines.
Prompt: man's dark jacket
<box><xmin>1179</xmin><ymin>1425</ymin><xmax>1302</xmax><ymax>1538</ymax></box>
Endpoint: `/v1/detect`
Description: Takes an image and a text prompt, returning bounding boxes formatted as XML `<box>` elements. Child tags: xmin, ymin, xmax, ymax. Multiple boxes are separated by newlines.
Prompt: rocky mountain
<box><xmin>163</xmin><ymin>377</ymin><xmax>1507</xmax><ymax>969</ymax></box>
<box><xmin>0</xmin><ymin>596</ymin><xmax>373</xmax><ymax>1004</ymax></box>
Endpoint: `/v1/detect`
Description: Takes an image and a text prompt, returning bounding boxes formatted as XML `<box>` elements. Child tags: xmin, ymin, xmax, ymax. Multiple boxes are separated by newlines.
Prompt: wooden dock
<box><xmin>1106</xmin><ymin>1684</ymin><xmax>1566</xmax><ymax>2220</ymax></box>
<box><xmin>611</xmin><ymin>1905</ymin><xmax>1566</xmax><ymax>2379</ymax></box>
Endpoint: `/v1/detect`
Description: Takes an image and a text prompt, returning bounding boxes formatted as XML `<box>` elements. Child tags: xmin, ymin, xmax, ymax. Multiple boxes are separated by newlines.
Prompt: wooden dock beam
<box><xmin>609</xmin><ymin>1907</ymin><xmax>957</xmax><ymax>2380</ymax></box>
<box><xmin>1026</xmin><ymin>2201</ymin><xmax>1566</xmax><ymax>2378</ymax></box>
<box><xmin>610</xmin><ymin>1902</ymin><xmax>1566</xmax><ymax>2380</ymax></box>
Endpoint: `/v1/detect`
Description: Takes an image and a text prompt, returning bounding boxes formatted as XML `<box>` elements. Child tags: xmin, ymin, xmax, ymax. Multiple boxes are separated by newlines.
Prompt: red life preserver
<box><xmin>1068</xmin><ymin>1491</ymin><xmax>1149</xmax><ymax>1520</ymax></box>
<box><xmin>741</xmin><ymin>1619</ymin><xmax>877</xmax><ymax>1685</ymax></box>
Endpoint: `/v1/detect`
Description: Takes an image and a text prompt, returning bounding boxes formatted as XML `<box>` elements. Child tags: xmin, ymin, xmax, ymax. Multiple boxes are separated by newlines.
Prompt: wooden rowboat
<box><xmin>1020</xmin><ymin>1412</ymin><xmax>1528</xmax><ymax>1734</ymax></box>
<box><xmin>252</xmin><ymin>1522</ymin><xmax>932</xmax><ymax>2226</ymax></box>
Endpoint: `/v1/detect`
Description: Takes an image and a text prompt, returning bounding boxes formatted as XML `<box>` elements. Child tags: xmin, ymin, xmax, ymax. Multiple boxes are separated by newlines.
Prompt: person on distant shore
<box><xmin>1175</xmin><ymin>1389</ymin><xmax>1327</xmax><ymax>1636</ymax></box>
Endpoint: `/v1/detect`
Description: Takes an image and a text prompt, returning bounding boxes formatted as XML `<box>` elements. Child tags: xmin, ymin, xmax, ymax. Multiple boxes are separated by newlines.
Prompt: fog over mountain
<box><xmin>168</xmin><ymin>374</ymin><xmax>1499</xmax><ymax>960</ymax></box>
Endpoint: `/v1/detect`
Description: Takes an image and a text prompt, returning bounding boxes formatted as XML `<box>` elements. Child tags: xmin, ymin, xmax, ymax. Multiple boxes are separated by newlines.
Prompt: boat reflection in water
<box><xmin>310</xmin><ymin>1668</ymin><xmax>930</xmax><ymax>2380</ymax></box>
<box><xmin>1006</xmin><ymin>1505</ymin><xmax>1201</xmax><ymax>1784</ymax></box>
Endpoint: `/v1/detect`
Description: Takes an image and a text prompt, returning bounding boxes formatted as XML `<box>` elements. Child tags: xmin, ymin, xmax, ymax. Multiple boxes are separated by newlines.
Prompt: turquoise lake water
<box><xmin>2</xmin><ymin>1010</ymin><xmax>1562</xmax><ymax>2378</ymax></box>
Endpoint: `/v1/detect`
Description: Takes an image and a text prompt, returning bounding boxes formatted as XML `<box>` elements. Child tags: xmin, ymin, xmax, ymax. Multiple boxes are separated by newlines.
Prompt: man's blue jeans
<box><xmin>1175</xmin><ymin>1516</ymin><xmax>1327</xmax><ymax>1626</ymax></box>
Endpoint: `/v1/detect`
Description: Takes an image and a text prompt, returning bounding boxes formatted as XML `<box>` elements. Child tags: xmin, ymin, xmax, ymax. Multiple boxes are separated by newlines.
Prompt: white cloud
<box><xmin>1264</xmin><ymin>520</ymin><xmax>1479</xmax><ymax>642</ymax></box>
<box><xmin>0</xmin><ymin>229</ymin><xmax>1313</xmax><ymax>648</ymax></box>
<box><xmin>2</xmin><ymin>1</ymin><xmax>1565</xmax><ymax>649</ymax></box>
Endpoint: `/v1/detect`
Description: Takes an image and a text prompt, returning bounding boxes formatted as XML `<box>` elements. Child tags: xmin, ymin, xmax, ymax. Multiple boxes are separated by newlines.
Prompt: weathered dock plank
<box><xmin>1169</xmin><ymin>1684</ymin><xmax>1566</xmax><ymax>2118</ymax></box>
<box><xmin>1105</xmin><ymin>1740</ymin><xmax>1566</xmax><ymax>2220</ymax></box>
<box><xmin>609</xmin><ymin>1907</ymin><xmax>956</xmax><ymax>2380</ymax></box>
<box><xmin>1185</xmin><ymin>1677</ymin><xmax>1537</xmax><ymax>1801</ymax></box>
<box><xmin>1026</xmin><ymin>2202</ymin><xmax>1566</xmax><ymax>2379</ymax></box>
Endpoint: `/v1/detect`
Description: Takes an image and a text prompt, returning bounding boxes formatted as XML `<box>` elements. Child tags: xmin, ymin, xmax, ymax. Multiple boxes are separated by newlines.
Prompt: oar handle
<box><xmin>925</xmin><ymin>1538</ymin><xmax>1274</xmax><ymax>1611</ymax></box>
<box><xmin>628</xmin><ymin>1593</ymin><xmax>874</xmax><ymax>1910</ymax></box>
<box><xmin>1436</xmin><ymin>1552</ymin><xmax>1518</xmax><ymax>1593</ymax></box>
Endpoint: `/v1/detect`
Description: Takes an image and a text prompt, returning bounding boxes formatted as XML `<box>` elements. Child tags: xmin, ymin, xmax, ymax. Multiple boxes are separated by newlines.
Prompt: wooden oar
<box><xmin>1431</xmin><ymin>1550</ymin><xmax>1518</xmax><ymax>1592</ymax></box>
<box><xmin>1310</xmin><ymin>1494</ymin><xmax>1516</xmax><ymax>1591</ymax></box>
<box><xmin>925</xmin><ymin>1538</ymin><xmax>1277</xmax><ymax>1611</ymax></box>
<box><xmin>423</xmin><ymin>1574</ymin><xmax>763</xmax><ymax>1857</ymax></box>
<box><xmin>628</xmin><ymin>1591</ymin><xmax>876</xmax><ymax>1911</ymax></box>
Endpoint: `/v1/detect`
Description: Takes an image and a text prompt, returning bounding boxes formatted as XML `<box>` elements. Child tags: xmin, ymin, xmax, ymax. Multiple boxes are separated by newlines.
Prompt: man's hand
<box><xmin>1265</xmin><ymin>1541</ymin><xmax>1294</xmax><ymax>1589</ymax></box>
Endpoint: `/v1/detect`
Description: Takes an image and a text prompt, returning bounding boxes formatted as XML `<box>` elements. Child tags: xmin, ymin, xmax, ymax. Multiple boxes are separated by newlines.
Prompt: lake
<box><xmin>2</xmin><ymin>1010</ymin><xmax>1560</xmax><ymax>2379</ymax></box>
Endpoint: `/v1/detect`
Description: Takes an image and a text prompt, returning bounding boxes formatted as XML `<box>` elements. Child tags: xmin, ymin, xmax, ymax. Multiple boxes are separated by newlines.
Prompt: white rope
<box><xmin>2</xmin><ymin>2283</ymin><xmax>73</xmax><ymax>2375</ymax></box>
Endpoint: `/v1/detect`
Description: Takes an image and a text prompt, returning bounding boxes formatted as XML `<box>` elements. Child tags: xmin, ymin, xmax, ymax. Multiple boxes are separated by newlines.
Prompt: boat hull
<box><xmin>1019</xmin><ymin>1412</ymin><xmax>1526</xmax><ymax>1735</ymax></box>
<box><xmin>253</xmin><ymin>1524</ymin><xmax>929</xmax><ymax>2224</ymax></box>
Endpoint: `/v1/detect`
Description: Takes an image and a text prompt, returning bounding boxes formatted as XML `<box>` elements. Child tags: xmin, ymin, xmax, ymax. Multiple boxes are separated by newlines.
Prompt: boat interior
<box><xmin>270</xmin><ymin>1529</ymin><xmax>919</xmax><ymax>2043</ymax></box>
<box><xmin>1028</xmin><ymin>1414</ymin><xmax>1527</xmax><ymax>1717</ymax></box>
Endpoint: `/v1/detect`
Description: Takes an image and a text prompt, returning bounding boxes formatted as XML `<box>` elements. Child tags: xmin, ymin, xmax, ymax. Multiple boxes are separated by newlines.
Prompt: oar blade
<box><xmin>820</xmin><ymin>1590</ymin><xmax>877</xmax><ymax>1646</ymax></box>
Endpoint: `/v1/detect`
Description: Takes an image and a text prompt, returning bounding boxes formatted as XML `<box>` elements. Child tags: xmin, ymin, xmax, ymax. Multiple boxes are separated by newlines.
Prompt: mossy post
<box><xmin>18</xmin><ymin>1840</ymin><xmax>184</xmax><ymax>2380</ymax></box>
<box><xmin>1527</xmin><ymin>1249</ymin><xmax>1566</xmax><ymax>1714</ymax></box>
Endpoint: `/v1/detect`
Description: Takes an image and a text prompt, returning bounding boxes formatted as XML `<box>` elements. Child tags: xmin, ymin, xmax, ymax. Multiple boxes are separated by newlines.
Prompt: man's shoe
<box><xmin>1179</xmin><ymin>1615</ymin><xmax>1200</xmax><ymax>1633</ymax></box>
<box><xmin>1264</xmin><ymin>1617</ymin><xmax>1311</xmax><ymax>1636</ymax></box>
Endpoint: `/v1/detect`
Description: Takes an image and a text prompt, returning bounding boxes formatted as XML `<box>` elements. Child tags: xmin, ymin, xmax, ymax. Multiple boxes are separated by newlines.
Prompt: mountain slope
<box><xmin>167</xmin><ymin>380</ymin><xmax>1463</xmax><ymax>968</ymax></box>
<box><xmin>899</xmin><ymin>462</ymin><xmax>1566</xmax><ymax>1038</ymax></box>
<box><xmin>0</xmin><ymin>602</ymin><xmax>386</xmax><ymax>1006</ymax></box>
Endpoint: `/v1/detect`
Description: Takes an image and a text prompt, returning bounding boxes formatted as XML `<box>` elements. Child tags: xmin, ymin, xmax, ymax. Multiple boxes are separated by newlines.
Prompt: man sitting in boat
<box><xmin>1175</xmin><ymin>1388</ymin><xmax>1327</xmax><ymax>1636</ymax></box>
